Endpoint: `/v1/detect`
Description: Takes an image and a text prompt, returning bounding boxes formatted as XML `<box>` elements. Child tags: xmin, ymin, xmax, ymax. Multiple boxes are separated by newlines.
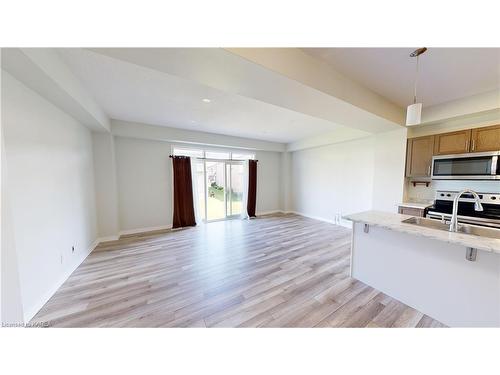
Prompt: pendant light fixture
<box><xmin>406</xmin><ymin>47</ymin><xmax>427</xmax><ymax>126</ymax></box>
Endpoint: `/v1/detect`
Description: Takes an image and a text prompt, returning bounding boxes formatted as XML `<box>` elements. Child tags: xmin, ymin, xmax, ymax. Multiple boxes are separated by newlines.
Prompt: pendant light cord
<box><xmin>413</xmin><ymin>55</ymin><xmax>419</xmax><ymax>104</ymax></box>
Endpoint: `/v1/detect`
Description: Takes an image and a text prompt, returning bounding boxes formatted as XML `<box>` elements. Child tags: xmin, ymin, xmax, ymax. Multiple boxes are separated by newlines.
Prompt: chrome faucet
<box><xmin>449</xmin><ymin>189</ymin><xmax>483</xmax><ymax>232</ymax></box>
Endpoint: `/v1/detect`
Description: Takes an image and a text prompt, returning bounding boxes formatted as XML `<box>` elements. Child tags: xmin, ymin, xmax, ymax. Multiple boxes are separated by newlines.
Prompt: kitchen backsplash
<box><xmin>405</xmin><ymin>179</ymin><xmax>500</xmax><ymax>202</ymax></box>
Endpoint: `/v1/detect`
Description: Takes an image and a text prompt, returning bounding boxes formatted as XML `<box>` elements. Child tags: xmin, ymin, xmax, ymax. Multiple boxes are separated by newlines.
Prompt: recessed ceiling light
<box><xmin>202</xmin><ymin>98</ymin><xmax>211</xmax><ymax>103</ymax></box>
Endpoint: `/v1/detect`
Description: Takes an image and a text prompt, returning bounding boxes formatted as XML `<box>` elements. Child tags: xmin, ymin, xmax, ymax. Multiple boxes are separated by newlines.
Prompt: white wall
<box><xmin>255</xmin><ymin>150</ymin><xmax>282</xmax><ymax>214</ymax></box>
<box><xmin>289</xmin><ymin>128</ymin><xmax>408</xmax><ymax>226</ymax></box>
<box><xmin>114</xmin><ymin>137</ymin><xmax>172</xmax><ymax>231</ymax></box>
<box><xmin>1</xmin><ymin>135</ymin><xmax>24</xmax><ymax>324</ymax></box>
<box><xmin>114</xmin><ymin>136</ymin><xmax>283</xmax><ymax>232</ymax></box>
<box><xmin>2</xmin><ymin>72</ymin><xmax>98</xmax><ymax>322</ymax></box>
<box><xmin>92</xmin><ymin>132</ymin><xmax>119</xmax><ymax>239</ymax></box>
<box><xmin>291</xmin><ymin>136</ymin><xmax>376</xmax><ymax>226</ymax></box>
<box><xmin>280</xmin><ymin>152</ymin><xmax>292</xmax><ymax>212</ymax></box>
<box><xmin>371</xmin><ymin>128</ymin><xmax>407</xmax><ymax>211</ymax></box>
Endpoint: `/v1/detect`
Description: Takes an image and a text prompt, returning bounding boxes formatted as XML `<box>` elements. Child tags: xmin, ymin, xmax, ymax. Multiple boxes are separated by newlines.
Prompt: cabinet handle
<box><xmin>472</xmin><ymin>139</ymin><xmax>475</xmax><ymax>151</ymax></box>
<box><xmin>427</xmin><ymin>165</ymin><xmax>431</xmax><ymax>176</ymax></box>
<box><xmin>465</xmin><ymin>139</ymin><xmax>469</xmax><ymax>150</ymax></box>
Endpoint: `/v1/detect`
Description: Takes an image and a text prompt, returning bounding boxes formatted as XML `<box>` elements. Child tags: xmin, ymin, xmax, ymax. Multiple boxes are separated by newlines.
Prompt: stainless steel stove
<box><xmin>426</xmin><ymin>190</ymin><xmax>500</xmax><ymax>229</ymax></box>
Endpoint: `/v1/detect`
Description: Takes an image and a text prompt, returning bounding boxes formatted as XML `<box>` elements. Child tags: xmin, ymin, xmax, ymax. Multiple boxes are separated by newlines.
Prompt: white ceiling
<box><xmin>303</xmin><ymin>48</ymin><xmax>500</xmax><ymax>107</ymax></box>
<box><xmin>56</xmin><ymin>48</ymin><xmax>498</xmax><ymax>145</ymax></box>
<box><xmin>59</xmin><ymin>49</ymin><xmax>345</xmax><ymax>143</ymax></box>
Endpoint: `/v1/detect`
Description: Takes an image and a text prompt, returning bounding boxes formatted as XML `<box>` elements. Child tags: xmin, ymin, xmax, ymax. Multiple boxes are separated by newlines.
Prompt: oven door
<box><xmin>427</xmin><ymin>211</ymin><xmax>500</xmax><ymax>229</ymax></box>
<box><xmin>431</xmin><ymin>152</ymin><xmax>499</xmax><ymax>180</ymax></box>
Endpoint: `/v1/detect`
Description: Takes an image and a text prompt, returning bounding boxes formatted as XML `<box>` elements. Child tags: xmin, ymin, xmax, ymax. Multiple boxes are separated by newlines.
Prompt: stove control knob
<box><xmin>492</xmin><ymin>196</ymin><xmax>497</xmax><ymax>200</ymax></box>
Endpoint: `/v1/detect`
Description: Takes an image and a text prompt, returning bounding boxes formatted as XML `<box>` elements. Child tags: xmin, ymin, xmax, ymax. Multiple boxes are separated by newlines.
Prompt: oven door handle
<box><xmin>492</xmin><ymin>155</ymin><xmax>498</xmax><ymax>176</ymax></box>
<box><xmin>427</xmin><ymin>211</ymin><xmax>500</xmax><ymax>229</ymax></box>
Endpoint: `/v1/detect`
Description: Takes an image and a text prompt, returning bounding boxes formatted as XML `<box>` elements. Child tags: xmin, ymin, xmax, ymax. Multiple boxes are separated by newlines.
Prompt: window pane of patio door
<box><xmin>194</xmin><ymin>160</ymin><xmax>205</xmax><ymax>221</ymax></box>
<box><xmin>206</xmin><ymin>161</ymin><xmax>226</xmax><ymax>221</ymax></box>
<box><xmin>226</xmin><ymin>162</ymin><xmax>244</xmax><ymax>217</ymax></box>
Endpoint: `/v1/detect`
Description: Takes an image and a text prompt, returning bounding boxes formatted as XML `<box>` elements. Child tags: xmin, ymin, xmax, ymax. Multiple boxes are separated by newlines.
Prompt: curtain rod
<box><xmin>169</xmin><ymin>155</ymin><xmax>258</xmax><ymax>162</ymax></box>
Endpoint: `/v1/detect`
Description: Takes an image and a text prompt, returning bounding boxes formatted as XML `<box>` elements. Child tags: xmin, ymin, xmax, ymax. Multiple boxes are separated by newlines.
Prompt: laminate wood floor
<box><xmin>32</xmin><ymin>214</ymin><xmax>445</xmax><ymax>328</ymax></box>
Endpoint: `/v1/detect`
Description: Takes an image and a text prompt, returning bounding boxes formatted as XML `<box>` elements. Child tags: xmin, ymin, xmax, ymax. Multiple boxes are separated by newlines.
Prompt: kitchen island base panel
<box><xmin>351</xmin><ymin>222</ymin><xmax>500</xmax><ymax>327</ymax></box>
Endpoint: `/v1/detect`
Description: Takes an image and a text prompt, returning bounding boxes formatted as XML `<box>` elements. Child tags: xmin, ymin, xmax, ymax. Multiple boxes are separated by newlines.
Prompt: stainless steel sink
<box><xmin>402</xmin><ymin>216</ymin><xmax>500</xmax><ymax>240</ymax></box>
<box><xmin>457</xmin><ymin>225</ymin><xmax>500</xmax><ymax>239</ymax></box>
<box><xmin>401</xmin><ymin>216</ymin><xmax>450</xmax><ymax>231</ymax></box>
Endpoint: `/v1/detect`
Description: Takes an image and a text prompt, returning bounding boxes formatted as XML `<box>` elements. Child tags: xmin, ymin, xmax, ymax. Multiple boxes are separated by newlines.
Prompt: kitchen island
<box><xmin>344</xmin><ymin>211</ymin><xmax>500</xmax><ymax>327</ymax></box>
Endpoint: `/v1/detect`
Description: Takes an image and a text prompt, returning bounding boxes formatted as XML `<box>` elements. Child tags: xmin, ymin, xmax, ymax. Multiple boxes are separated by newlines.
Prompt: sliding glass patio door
<box><xmin>226</xmin><ymin>162</ymin><xmax>244</xmax><ymax>217</ymax></box>
<box><xmin>200</xmin><ymin>160</ymin><xmax>244</xmax><ymax>222</ymax></box>
<box><xmin>205</xmin><ymin>160</ymin><xmax>226</xmax><ymax>221</ymax></box>
<box><xmin>174</xmin><ymin>147</ymin><xmax>253</xmax><ymax>223</ymax></box>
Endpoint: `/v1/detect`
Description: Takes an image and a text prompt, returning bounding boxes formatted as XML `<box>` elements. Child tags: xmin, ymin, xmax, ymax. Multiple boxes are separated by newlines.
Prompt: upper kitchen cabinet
<box><xmin>406</xmin><ymin>135</ymin><xmax>435</xmax><ymax>177</ymax></box>
<box><xmin>433</xmin><ymin>129</ymin><xmax>471</xmax><ymax>155</ymax></box>
<box><xmin>471</xmin><ymin>124</ymin><xmax>500</xmax><ymax>152</ymax></box>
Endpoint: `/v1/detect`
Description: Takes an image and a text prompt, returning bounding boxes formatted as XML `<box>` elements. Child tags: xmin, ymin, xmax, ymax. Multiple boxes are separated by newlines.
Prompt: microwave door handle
<box><xmin>492</xmin><ymin>156</ymin><xmax>498</xmax><ymax>176</ymax></box>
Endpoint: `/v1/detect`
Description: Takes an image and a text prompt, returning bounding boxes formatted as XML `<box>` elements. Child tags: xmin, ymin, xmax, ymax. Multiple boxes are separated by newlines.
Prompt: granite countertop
<box><xmin>397</xmin><ymin>201</ymin><xmax>433</xmax><ymax>210</ymax></box>
<box><xmin>344</xmin><ymin>210</ymin><xmax>500</xmax><ymax>254</ymax></box>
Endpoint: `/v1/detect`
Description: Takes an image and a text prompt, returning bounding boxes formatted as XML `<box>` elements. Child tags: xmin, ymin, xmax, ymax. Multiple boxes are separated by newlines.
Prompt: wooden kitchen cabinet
<box><xmin>405</xmin><ymin>124</ymin><xmax>500</xmax><ymax>178</ymax></box>
<box><xmin>406</xmin><ymin>135</ymin><xmax>435</xmax><ymax>177</ymax></box>
<box><xmin>471</xmin><ymin>124</ymin><xmax>500</xmax><ymax>152</ymax></box>
<box><xmin>433</xmin><ymin>129</ymin><xmax>471</xmax><ymax>155</ymax></box>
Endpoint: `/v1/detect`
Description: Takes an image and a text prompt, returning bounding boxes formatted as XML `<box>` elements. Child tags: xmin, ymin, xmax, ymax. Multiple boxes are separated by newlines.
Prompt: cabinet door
<box><xmin>433</xmin><ymin>130</ymin><xmax>471</xmax><ymax>155</ymax></box>
<box><xmin>471</xmin><ymin>125</ymin><xmax>500</xmax><ymax>152</ymax></box>
<box><xmin>406</xmin><ymin>135</ymin><xmax>434</xmax><ymax>177</ymax></box>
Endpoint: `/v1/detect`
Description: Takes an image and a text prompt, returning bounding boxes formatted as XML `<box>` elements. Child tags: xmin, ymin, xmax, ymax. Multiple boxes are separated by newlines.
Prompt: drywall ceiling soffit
<box><xmin>303</xmin><ymin>47</ymin><xmax>500</xmax><ymax>108</ymax></box>
<box><xmin>420</xmin><ymin>89</ymin><xmax>500</xmax><ymax>124</ymax></box>
<box><xmin>82</xmin><ymin>48</ymin><xmax>403</xmax><ymax>135</ymax></box>
<box><xmin>227</xmin><ymin>48</ymin><xmax>406</xmax><ymax>124</ymax></box>
<box><xmin>60</xmin><ymin>48</ymin><xmax>346</xmax><ymax>143</ymax></box>
<box><xmin>1</xmin><ymin>48</ymin><xmax>110</xmax><ymax>132</ymax></box>
<box><xmin>110</xmin><ymin>119</ymin><xmax>287</xmax><ymax>153</ymax></box>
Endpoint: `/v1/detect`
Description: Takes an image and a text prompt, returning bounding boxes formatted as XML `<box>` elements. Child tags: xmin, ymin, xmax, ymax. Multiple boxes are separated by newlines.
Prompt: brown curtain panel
<box><xmin>247</xmin><ymin>160</ymin><xmax>257</xmax><ymax>218</ymax></box>
<box><xmin>172</xmin><ymin>156</ymin><xmax>196</xmax><ymax>229</ymax></box>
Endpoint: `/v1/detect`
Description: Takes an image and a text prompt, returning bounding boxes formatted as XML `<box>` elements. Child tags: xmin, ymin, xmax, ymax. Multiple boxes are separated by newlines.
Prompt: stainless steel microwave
<box><xmin>431</xmin><ymin>151</ymin><xmax>500</xmax><ymax>180</ymax></box>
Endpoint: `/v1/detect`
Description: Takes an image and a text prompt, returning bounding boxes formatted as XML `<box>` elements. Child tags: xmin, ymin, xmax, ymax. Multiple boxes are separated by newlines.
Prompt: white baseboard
<box><xmin>96</xmin><ymin>224</ymin><xmax>173</xmax><ymax>245</ymax></box>
<box><xmin>96</xmin><ymin>235</ymin><xmax>120</xmax><ymax>243</ymax></box>
<box><xmin>256</xmin><ymin>210</ymin><xmax>284</xmax><ymax>216</ymax></box>
<box><xmin>110</xmin><ymin>214</ymin><xmax>284</xmax><ymax>240</ymax></box>
<box><xmin>23</xmin><ymin>239</ymin><xmax>99</xmax><ymax>323</ymax></box>
<box><xmin>286</xmin><ymin>210</ymin><xmax>353</xmax><ymax>229</ymax></box>
<box><xmin>288</xmin><ymin>210</ymin><xmax>335</xmax><ymax>224</ymax></box>
<box><xmin>118</xmin><ymin>224</ymin><xmax>173</xmax><ymax>236</ymax></box>
<box><xmin>95</xmin><ymin>210</ymin><xmax>351</xmax><ymax>245</ymax></box>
